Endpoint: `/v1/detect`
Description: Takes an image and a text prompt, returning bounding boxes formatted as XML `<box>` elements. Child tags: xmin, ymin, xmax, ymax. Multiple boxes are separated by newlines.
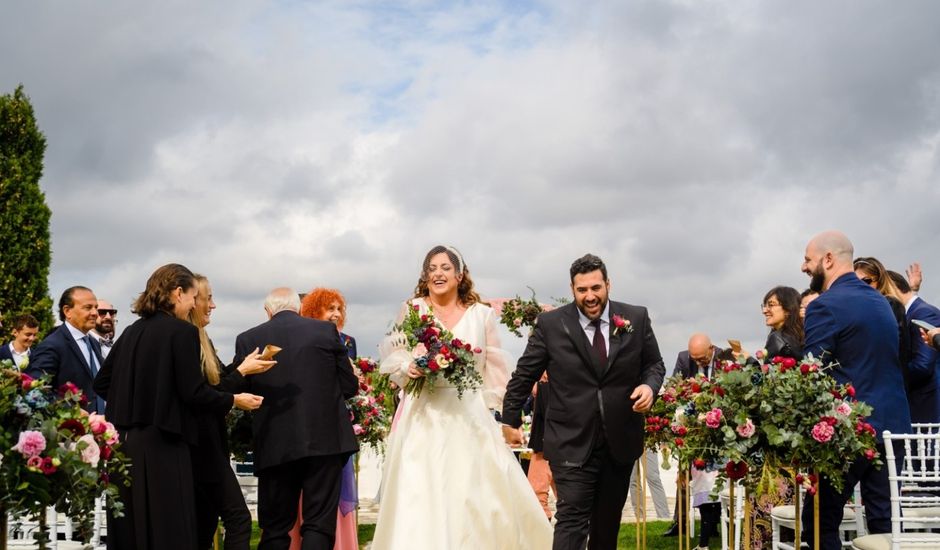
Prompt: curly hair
<box><xmin>132</xmin><ymin>263</ymin><xmax>196</xmax><ymax>318</ymax></box>
<box><xmin>412</xmin><ymin>245</ymin><xmax>483</xmax><ymax>307</ymax></box>
<box><xmin>301</xmin><ymin>288</ymin><xmax>347</xmax><ymax>329</ymax></box>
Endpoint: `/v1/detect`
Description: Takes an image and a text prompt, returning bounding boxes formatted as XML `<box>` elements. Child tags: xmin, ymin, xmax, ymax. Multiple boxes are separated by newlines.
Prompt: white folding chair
<box><xmin>771</xmin><ymin>482</ymin><xmax>865</xmax><ymax>549</ymax></box>
<box><xmin>720</xmin><ymin>482</ymin><xmax>744</xmax><ymax>550</ymax></box>
<box><xmin>852</xmin><ymin>430</ymin><xmax>940</xmax><ymax>549</ymax></box>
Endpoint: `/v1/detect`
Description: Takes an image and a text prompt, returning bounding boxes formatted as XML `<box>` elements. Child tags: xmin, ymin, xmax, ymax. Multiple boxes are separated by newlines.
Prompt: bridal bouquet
<box><xmin>499</xmin><ymin>288</ymin><xmax>548</xmax><ymax>337</ymax></box>
<box><xmin>393</xmin><ymin>304</ymin><xmax>482</xmax><ymax>399</ymax></box>
<box><xmin>347</xmin><ymin>371</ymin><xmax>390</xmax><ymax>454</ymax></box>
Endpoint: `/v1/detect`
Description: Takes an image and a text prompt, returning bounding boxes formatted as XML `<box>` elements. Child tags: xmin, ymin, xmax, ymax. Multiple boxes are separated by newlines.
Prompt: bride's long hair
<box><xmin>412</xmin><ymin>245</ymin><xmax>483</xmax><ymax>307</ymax></box>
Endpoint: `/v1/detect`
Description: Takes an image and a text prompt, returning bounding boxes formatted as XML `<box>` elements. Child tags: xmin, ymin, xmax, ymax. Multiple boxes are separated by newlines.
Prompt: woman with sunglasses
<box><xmin>853</xmin><ymin>257</ymin><xmax>910</xmax><ymax>369</ymax></box>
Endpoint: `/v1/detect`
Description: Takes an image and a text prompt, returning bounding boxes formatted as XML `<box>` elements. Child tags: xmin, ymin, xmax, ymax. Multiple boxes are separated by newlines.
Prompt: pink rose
<box><xmin>513</xmin><ymin>318</ymin><xmax>522</xmax><ymax>327</ymax></box>
<box><xmin>78</xmin><ymin>434</ymin><xmax>101</xmax><ymax>467</ymax></box>
<box><xmin>12</xmin><ymin>430</ymin><xmax>46</xmax><ymax>458</ymax></box>
<box><xmin>812</xmin><ymin>421</ymin><xmax>834</xmax><ymax>443</ymax></box>
<box><xmin>26</xmin><ymin>455</ymin><xmax>42</xmax><ymax>471</ymax></box>
<box><xmin>736</xmin><ymin>418</ymin><xmax>755</xmax><ymax>438</ymax></box>
<box><xmin>705</xmin><ymin>408</ymin><xmax>723</xmax><ymax>429</ymax></box>
<box><xmin>411</xmin><ymin>343</ymin><xmax>428</xmax><ymax>358</ymax></box>
<box><xmin>353</xmin><ymin>424</ymin><xmax>365</xmax><ymax>436</ymax></box>
<box><xmin>89</xmin><ymin>413</ymin><xmax>108</xmax><ymax>435</ymax></box>
<box><xmin>835</xmin><ymin>402</ymin><xmax>852</xmax><ymax>416</ymax></box>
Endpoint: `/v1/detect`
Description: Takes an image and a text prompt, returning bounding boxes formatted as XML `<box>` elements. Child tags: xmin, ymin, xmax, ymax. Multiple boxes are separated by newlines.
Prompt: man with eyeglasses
<box><xmin>89</xmin><ymin>299</ymin><xmax>118</xmax><ymax>359</ymax></box>
<box><xmin>663</xmin><ymin>333</ymin><xmax>732</xmax><ymax>537</ymax></box>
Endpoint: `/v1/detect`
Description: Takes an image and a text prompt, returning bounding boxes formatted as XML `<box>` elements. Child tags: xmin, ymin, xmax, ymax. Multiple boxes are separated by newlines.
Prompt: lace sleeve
<box><xmin>481</xmin><ymin>306</ymin><xmax>511</xmax><ymax>409</ymax></box>
<box><xmin>379</xmin><ymin>301</ymin><xmax>413</xmax><ymax>388</ymax></box>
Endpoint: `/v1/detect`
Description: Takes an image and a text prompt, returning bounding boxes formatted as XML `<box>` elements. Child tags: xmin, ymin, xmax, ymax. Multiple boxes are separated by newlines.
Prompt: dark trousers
<box><xmin>802</xmin><ymin>441</ymin><xmax>902</xmax><ymax>550</ymax></box>
<box><xmin>551</xmin><ymin>439</ymin><xmax>634</xmax><ymax>550</ymax></box>
<box><xmin>257</xmin><ymin>455</ymin><xmax>345</xmax><ymax>550</ymax></box>
<box><xmin>195</xmin><ymin>468</ymin><xmax>252</xmax><ymax>550</ymax></box>
<box><xmin>698</xmin><ymin>502</ymin><xmax>720</xmax><ymax>547</ymax></box>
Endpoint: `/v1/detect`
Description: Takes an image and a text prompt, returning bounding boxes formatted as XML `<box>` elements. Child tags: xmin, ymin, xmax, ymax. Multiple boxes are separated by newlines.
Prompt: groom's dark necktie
<box><xmin>590</xmin><ymin>318</ymin><xmax>607</xmax><ymax>368</ymax></box>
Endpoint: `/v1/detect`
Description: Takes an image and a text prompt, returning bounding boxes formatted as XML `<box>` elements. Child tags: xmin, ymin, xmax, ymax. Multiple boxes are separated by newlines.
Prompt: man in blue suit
<box><xmin>887</xmin><ymin>271</ymin><xmax>940</xmax><ymax>424</ymax></box>
<box><xmin>25</xmin><ymin>286</ymin><xmax>105</xmax><ymax>413</ymax></box>
<box><xmin>800</xmin><ymin>231</ymin><xmax>911</xmax><ymax>550</ymax></box>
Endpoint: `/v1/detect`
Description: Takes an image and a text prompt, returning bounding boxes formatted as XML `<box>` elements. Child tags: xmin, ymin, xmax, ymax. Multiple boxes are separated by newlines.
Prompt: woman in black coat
<box><xmin>94</xmin><ymin>263</ymin><xmax>263</xmax><ymax>550</ymax></box>
<box><xmin>188</xmin><ymin>274</ymin><xmax>276</xmax><ymax>550</ymax></box>
<box><xmin>761</xmin><ymin>285</ymin><xmax>804</xmax><ymax>359</ymax></box>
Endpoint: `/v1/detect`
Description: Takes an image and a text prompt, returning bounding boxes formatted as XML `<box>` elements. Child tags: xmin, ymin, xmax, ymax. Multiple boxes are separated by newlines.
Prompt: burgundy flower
<box><xmin>59</xmin><ymin>418</ymin><xmax>86</xmax><ymax>436</ymax></box>
<box><xmin>40</xmin><ymin>456</ymin><xmax>57</xmax><ymax>475</ymax></box>
<box><xmin>724</xmin><ymin>460</ymin><xmax>748</xmax><ymax>480</ymax></box>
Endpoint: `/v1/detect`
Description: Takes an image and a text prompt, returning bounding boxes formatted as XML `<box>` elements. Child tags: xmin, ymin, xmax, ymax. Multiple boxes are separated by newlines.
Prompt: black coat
<box><xmin>233</xmin><ymin>311</ymin><xmax>359</xmax><ymax>472</ymax></box>
<box><xmin>503</xmin><ymin>301</ymin><xmax>666</xmax><ymax>467</ymax></box>
<box><xmin>191</xmin><ymin>353</ymin><xmax>249</xmax><ymax>482</ymax></box>
<box><xmin>93</xmin><ymin>312</ymin><xmax>234</xmax><ymax>445</ymax></box>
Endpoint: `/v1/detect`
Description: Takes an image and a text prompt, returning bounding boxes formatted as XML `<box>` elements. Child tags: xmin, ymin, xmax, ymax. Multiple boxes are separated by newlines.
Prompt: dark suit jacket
<box><xmin>93</xmin><ymin>312</ymin><xmax>234</xmax><ymax>445</ymax></box>
<box><xmin>340</xmin><ymin>332</ymin><xmax>357</xmax><ymax>359</ymax></box>
<box><xmin>26</xmin><ymin>324</ymin><xmax>104</xmax><ymax>413</ymax></box>
<box><xmin>503</xmin><ymin>301</ymin><xmax>666</xmax><ymax>467</ymax></box>
<box><xmin>672</xmin><ymin>346</ymin><xmax>732</xmax><ymax>379</ymax></box>
<box><xmin>804</xmin><ymin>273</ymin><xmax>911</xmax><ymax>439</ymax></box>
<box><xmin>0</xmin><ymin>342</ymin><xmax>15</xmax><ymax>363</ymax></box>
<box><xmin>904</xmin><ymin>297</ymin><xmax>940</xmax><ymax>423</ymax></box>
<box><xmin>233</xmin><ymin>311</ymin><xmax>359</xmax><ymax>473</ymax></box>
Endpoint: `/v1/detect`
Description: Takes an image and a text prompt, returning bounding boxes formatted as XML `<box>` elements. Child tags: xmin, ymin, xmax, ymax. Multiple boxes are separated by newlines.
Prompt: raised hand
<box><xmin>907</xmin><ymin>262</ymin><xmax>923</xmax><ymax>292</ymax></box>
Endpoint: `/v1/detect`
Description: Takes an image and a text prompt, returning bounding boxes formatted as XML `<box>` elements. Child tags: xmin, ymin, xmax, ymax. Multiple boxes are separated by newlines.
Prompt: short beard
<box><xmin>809</xmin><ymin>266</ymin><xmax>826</xmax><ymax>293</ymax></box>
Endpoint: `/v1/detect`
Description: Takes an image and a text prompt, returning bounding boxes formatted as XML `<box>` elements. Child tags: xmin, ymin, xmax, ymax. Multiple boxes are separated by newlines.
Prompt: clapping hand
<box><xmin>233</xmin><ymin>393</ymin><xmax>264</xmax><ymax>410</ymax></box>
<box><xmin>631</xmin><ymin>384</ymin><xmax>654</xmax><ymax>412</ymax></box>
<box><xmin>236</xmin><ymin>347</ymin><xmax>277</xmax><ymax>376</ymax></box>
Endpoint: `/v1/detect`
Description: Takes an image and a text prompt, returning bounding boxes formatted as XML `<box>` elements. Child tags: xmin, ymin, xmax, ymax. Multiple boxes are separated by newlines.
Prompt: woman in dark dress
<box><xmin>188</xmin><ymin>274</ymin><xmax>276</xmax><ymax>550</ymax></box>
<box><xmin>93</xmin><ymin>263</ymin><xmax>263</xmax><ymax>550</ymax></box>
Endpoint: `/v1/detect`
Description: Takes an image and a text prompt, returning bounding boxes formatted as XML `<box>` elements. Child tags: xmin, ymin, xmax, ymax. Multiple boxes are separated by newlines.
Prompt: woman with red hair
<box><xmin>288</xmin><ymin>288</ymin><xmax>358</xmax><ymax>550</ymax></box>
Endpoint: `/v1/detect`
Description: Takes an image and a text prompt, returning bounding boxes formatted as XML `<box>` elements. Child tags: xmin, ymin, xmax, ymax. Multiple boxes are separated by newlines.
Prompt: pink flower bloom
<box><xmin>705</xmin><ymin>408</ymin><xmax>723</xmax><ymax>429</ymax></box>
<box><xmin>78</xmin><ymin>434</ymin><xmax>101</xmax><ymax>467</ymax></box>
<box><xmin>736</xmin><ymin>418</ymin><xmax>755</xmax><ymax>438</ymax></box>
<box><xmin>12</xmin><ymin>430</ymin><xmax>46</xmax><ymax>458</ymax></box>
<box><xmin>411</xmin><ymin>343</ymin><xmax>428</xmax><ymax>358</ymax></box>
<box><xmin>812</xmin><ymin>421</ymin><xmax>835</xmax><ymax>443</ymax></box>
<box><xmin>835</xmin><ymin>402</ymin><xmax>852</xmax><ymax>416</ymax></box>
<box><xmin>26</xmin><ymin>455</ymin><xmax>42</xmax><ymax>471</ymax></box>
<box><xmin>513</xmin><ymin>318</ymin><xmax>522</xmax><ymax>327</ymax></box>
<box><xmin>353</xmin><ymin>424</ymin><xmax>365</xmax><ymax>436</ymax></box>
<box><xmin>89</xmin><ymin>413</ymin><xmax>108</xmax><ymax>435</ymax></box>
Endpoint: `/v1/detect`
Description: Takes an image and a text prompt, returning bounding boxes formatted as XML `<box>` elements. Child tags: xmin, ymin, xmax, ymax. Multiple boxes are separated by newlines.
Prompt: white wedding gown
<box><xmin>371</xmin><ymin>300</ymin><xmax>553</xmax><ymax>550</ymax></box>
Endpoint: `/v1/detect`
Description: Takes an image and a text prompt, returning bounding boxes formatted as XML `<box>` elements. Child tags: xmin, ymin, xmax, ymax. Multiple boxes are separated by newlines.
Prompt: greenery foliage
<box><xmin>0</xmin><ymin>85</ymin><xmax>54</xmax><ymax>341</ymax></box>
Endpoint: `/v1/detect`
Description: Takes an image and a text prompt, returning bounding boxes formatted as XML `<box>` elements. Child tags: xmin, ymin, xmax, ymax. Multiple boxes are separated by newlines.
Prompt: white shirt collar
<box><xmin>904</xmin><ymin>295</ymin><xmax>917</xmax><ymax>314</ymax></box>
<box><xmin>64</xmin><ymin>321</ymin><xmax>87</xmax><ymax>342</ymax></box>
<box><xmin>577</xmin><ymin>302</ymin><xmax>610</xmax><ymax>330</ymax></box>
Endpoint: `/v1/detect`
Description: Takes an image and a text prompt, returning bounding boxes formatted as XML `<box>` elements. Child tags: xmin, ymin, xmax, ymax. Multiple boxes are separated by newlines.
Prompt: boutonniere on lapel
<box><xmin>611</xmin><ymin>314</ymin><xmax>634</xmax><ymax>336</ymax></box>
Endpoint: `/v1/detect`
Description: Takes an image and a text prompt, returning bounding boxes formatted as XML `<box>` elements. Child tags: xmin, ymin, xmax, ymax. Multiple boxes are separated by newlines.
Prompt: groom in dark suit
<box><xmin>502</xmin><ymin>254</ymin><xmax>666</xmax><ymax>550</ymax></box>
<box><xmin>234</xmin><ymin>287</ymin><xmax>359</xmax><ymax>550</ymax></box>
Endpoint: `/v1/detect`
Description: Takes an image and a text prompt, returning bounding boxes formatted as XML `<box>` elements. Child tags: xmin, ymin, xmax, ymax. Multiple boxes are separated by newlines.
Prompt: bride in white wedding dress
<box><xmin>371</xmin><ymin>245</ymin><xmax>553</xmax><ymax>550</ymax></box>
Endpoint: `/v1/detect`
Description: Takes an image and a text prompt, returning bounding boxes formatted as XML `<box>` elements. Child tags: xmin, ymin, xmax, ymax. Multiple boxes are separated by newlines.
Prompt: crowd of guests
<box><xmin>5</xmin><ymin>231</ymin><xmax>940</xmax><ymax>550</ymax></box>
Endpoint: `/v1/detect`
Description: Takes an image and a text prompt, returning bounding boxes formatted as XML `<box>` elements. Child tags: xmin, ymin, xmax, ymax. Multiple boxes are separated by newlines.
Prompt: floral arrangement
<box><xmin>353</xmin><ymin>356</ymin><xmax>398</xmax><ymax>430</ymax></box>
<box><xmin>392</xmin><ymin>303</ymin><xmax>482</xmax><ymax>399</ymax></box>
<box><xmin>1</xmin><ymin>360</ymin><xmax>130</xmax><ymax>546</ymax></box>
<box><xmin>646</xmin><ymin>353</ymin><xmax>879</xmax><ymax>495</ymax></box>
<box><xmin>611</xmin><ymin>314</ymin><xmax>633</xmax><ymax>336</ymax></box>
<box><xmin>499</xmin><ymin>288</ymin><xmax>548</xmax><ymax>337</ymax></box>
<box><xmin>347</xmin><ymin>366</ymin><xmax>390</xmax><ymax>454</ymax></box>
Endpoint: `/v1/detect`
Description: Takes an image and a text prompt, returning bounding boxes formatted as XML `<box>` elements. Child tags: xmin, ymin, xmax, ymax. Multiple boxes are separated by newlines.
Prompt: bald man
<box><xmin>800</xmin><ymin>230</ymin><xmax>911</xmax><ymax>549</ymax></box>
<box><xmin>663</xmin><ymin>333</ymin><xmax>731</xmax><ymax>536</ymax></box>
<box><xmin>89</xmin><ymin>299</ymin><xmax>118</xmax><ymax>358</ymax></box>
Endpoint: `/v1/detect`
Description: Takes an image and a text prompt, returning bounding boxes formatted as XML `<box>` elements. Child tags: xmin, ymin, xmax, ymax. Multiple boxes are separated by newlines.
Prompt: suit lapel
<box><xmin>63</xmin><ymin>329</ymin><xmax>94</xmax><ymax>377</ymax></box>
<box><xmin>602</xmin><ymin>303</ymin><xmax>631</xmax><ymax>379</ymax></box>
<box><xmin>561</xmin><ymin>305</ymin><xmax>601</xmax><ymax>378</ymax></box>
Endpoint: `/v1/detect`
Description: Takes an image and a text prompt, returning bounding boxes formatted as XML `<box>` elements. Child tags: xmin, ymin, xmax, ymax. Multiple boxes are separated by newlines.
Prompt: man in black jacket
<box><xmin>503</xmin><ymin>254</ymin><xmax>666</xmax><ymax>550</ymax></box>
<box><xmin>234</xmin><ymin>287</ymin><xmax>359</xmax><ymax>550</ymax></box>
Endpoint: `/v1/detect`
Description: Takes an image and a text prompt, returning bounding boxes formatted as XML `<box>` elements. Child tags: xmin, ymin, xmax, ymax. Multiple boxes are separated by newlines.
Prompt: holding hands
<box><xmin>501</xmin><ymin>424</ymin><xmax>525</xmax><ymax>448</ymax></box>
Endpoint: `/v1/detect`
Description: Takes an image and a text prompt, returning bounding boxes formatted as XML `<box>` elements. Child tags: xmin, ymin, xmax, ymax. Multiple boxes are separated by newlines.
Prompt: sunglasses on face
<box><xmin>97</xmin><ymin>309</ymin><xmax>117</xmax><ymax>317</ymax></box>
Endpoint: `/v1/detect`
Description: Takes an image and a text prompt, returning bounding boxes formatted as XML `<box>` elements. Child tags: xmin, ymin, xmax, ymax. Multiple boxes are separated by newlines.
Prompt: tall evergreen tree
<box><xmin>0</xmin><ymin>85</ymin><xmax>54</xmax><ymax>341</ymax></box>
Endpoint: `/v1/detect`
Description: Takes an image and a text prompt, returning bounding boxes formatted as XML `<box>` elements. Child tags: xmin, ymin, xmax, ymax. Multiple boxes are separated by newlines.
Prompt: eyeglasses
<box><xmin>761</xmin><ymin>301</ymin><xmax>782</xmax><ymax>310</ymax></box>
<box><xmin>97</xmin><ymin>309</ymin><xmax>117</xmax><ymax>317</ymax></box>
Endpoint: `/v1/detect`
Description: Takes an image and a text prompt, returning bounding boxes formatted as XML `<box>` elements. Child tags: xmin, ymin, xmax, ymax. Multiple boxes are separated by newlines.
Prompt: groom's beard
<box><xmin>576</xmin><ymin>297</ymin><xmax>608</xmax><ymax>320</ymax></box>
<box><xmin>809</xmin><ymin>264</ymin><xmax>826</xmax><ymax>293</ymax></box>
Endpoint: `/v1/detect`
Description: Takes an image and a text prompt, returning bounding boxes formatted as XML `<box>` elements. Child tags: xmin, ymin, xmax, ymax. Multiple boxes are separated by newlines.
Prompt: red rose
<box><xmin>693</xmin><ymin>458</ymin><xmax>706</xmax><ymax>469</ymax></box>
<box><xmin>806</xmin><ymin>485</ymin><xmax>817</xmax><ymax>496</ymax></box>
<box><xmin>59</xmin><ymin>419</ymin><xmax>86</xmax><ymax>436</ymax></box>
<box><xmin>781</xmin><ymin>357</ymin><xmax>797</xmax><ymax>369</ymax></box>
<box><xmin>846</xmin><ymin>385</ymin><xmax>856</xmax><ymax>397</ymax></box>
<box><xmin>420</xmin><ymin>315</ymin><xmax>428</xmax><ymax>322</ymax></box>
<box><xmin>830</xmin><ymin>390</ymin><xmax>842</xmax><ymax>399</ymax></box>
<box><xmin>772</xmin><ymin>356</ymin><xmax>784</xmax><ymax>364</ymax></box>
<box><xmin>40</xmin><ymin>457</ymin><xmax>57</xmax><ymax>475</ymax></box>
<box><xmin>724</xmin><ymin>460</ymin><xmax>748</xmax><ymax>480</ymax></box>
<box><xmin>473</xmin><ymin>347</ymin><xmax>482</xmax><ymax>354</ymax></box>
<box><xmin>428</xmin><ymin>360</ymin><xmax>440</xmax><ymax>372</ymax></box>
<box><xmin>101</xmin><ymin>446</ymin><xmax>113</xmax><ymax>460</ymax></box>
<box><xmin>20</xmin><ymin>372</ymin><xmax>35</xmax><ymax>390</ymax></box>
<box><xmin>713</xmin><ymin>386</ymin><xmax>726</xmax><ymax>397</ymax></box>
<box><xmin>822</xmin><ymin>416</ymin><xmax>837</xmax><ymax>426</ymax></box>
<box><xmin>864</xmin><ymin>448</ymin><xmax>876</xmax><ymax>460</ymax></box>
<box><xmin>800</xmin><ymin>364</ymin><xmax>810</xmax><ymax>375</ymax></box>
<box><xmin>795</xmin><ymin>474</ymin><xmax>804</xmax><ymax>484</ymax></box>
<box><xmin>691</xmin><ymin>382</ymin><xmax>701</xmax><ymax>393</ymax></box>
<box><xmin>674</xmin><ymin>437</ymin><xmax>685</xmax><ymax>447</ymax></box>
<box><xmin>413</xmin><ymin>304</ymin><xmax>420</xmax><ymax>311</ymax></box>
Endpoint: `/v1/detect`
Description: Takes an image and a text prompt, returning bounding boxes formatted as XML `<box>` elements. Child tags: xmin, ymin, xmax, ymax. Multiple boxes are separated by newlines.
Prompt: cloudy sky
<box><xmin>3</xmin><ymin>0</ymin><xmax>939</xmax><ymax>364</ymax></box>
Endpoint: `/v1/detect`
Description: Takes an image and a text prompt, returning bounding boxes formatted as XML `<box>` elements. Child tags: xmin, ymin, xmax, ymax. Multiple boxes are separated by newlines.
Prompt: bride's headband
<box><xmin>446</xmin><ymin>245</ymin><xmax>465</xmax><ymax>273</ymax></box>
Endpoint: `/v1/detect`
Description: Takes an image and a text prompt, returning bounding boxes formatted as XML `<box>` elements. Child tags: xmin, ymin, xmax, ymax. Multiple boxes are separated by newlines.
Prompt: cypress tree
<box><xmin>0</xmin><ymin>85</ymin><xmax>54</xmax><ymax>341</ymax></box>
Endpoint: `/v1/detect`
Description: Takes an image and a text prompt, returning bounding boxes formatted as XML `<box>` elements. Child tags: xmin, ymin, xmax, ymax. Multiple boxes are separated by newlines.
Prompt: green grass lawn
<box><xmin>248</xmin><ymin>520</ymin><xmax>720</xmax><ymax>549</ymax></box>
